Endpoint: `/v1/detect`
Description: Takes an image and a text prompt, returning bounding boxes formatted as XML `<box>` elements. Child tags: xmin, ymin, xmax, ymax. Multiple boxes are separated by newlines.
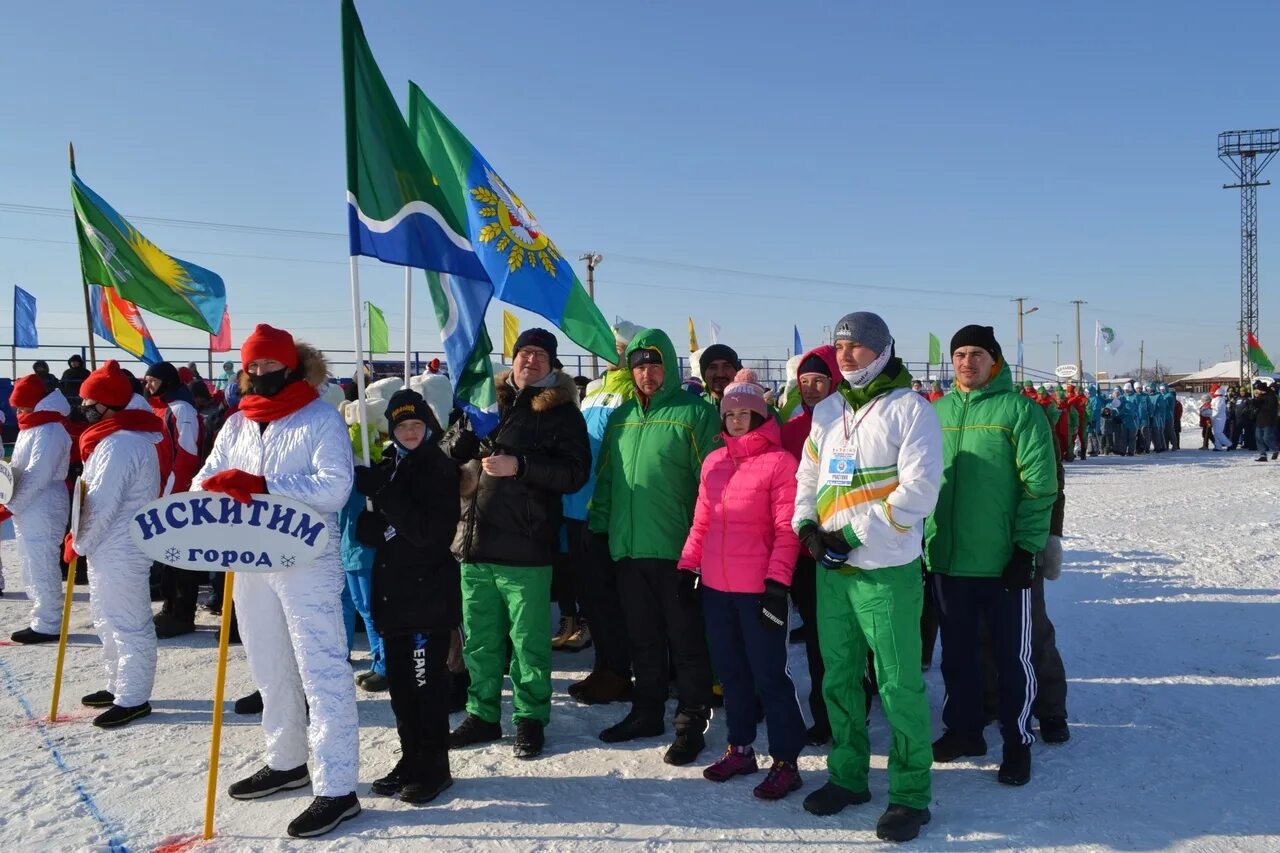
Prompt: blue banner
<box><xmin>13</xmin><ymin>286</ymin><xmax>38</xmax><ymax>348</ymax></box>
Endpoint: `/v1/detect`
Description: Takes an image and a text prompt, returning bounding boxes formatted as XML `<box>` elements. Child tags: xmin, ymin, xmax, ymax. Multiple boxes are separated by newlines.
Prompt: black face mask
<box><xmin>248</xmin><ymin>367</ymin><xmax>291</xmax><ymax>397</ymax></box>
<box><xmin>80</xmin><ymin>404</ymin><xmax>104</xmax><ymax>424</ymax></box>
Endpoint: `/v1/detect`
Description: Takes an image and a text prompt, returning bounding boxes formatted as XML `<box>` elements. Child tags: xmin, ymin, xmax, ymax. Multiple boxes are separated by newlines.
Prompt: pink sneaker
<box><xmin>703</xmin><ymin>745</ymin><xmax>758</xmax><ymax>782</ymax></box>
<box><xmin>753</xmin><ymin>760</ymin><xmax>803</xmax><ymax>800</ymax></box>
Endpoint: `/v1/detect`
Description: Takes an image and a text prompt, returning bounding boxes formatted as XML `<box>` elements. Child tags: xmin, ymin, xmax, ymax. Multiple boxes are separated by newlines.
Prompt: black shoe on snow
<box><xmin>876</xmin><ymin>804</ymin><xmax>931</xmax><ymax>842</ymax></box>
<box><xmin>359</xmin><ymin>672</ymin><xmax>389</xmax><ymax>693</ymax></box>
<box><xmin>449</xmin><ymin>714</ymin><xmax>502</xmax><ymax>749</ymax></box>
<box><xmin>401</xmin><ymin>774</ymin><xmax>453</xmax><ymax>805</ymax></box>
<box><xmin>81</xmin><ymin>690</ymin><xmax>115</xmax><ymax>708</ymax></box>
<box><xmin>370</xmin><ymin>759</ymin><xmax>411</xmax><ymax>797</ymax></box>
<box><xmin>806</xmin><ymin>724</ymin><xmax>832</xmax><ymax>746</ymax></box>
<box><xmin>599</xmin><ymin>709</ymin><xmax>664</xmax><ymax>743</ymax></box>
<box><xmin>93</xmin><ymin>702</ymin><xmax>152</xmax><ymax>728</ymax></box>
<box><xmin>1257</xmin><ymin>455</ymin><xmax>1268</xmax><ymax>462</ymax></box>
<box><xmin>153</xmin><ymin>612</ymin><xmax>196</xmax><ymax>639</ymax></box>
<box><xmin>10</xmin><ymin>627</ymin><xmax>59</xmax><ymax>644</ymax></box>
<box><xmin>803</xmin><ymin>780</ymin><xmax>872</xmax><ymax>816</ymax></box>
<box><xmin>1039</xmin><ymin>716</ymin><xmax>1071</xmax><ymax>744</ymax></box>
<box><xmin>663</xmin><ymin>729</ymin><xmax>705</xmax><ymax>766</ymax></box>
<box><xmin>513</xmin><ymin>719</ymin><xmax>545</xmax><ymax>760</ymax></box>
<box><xmin>228</xmin><ymin>764</ymin><xmax>310</xmax><ymax>800</ymax></box>
<box><xmin>933</xmin><ymin>730</ymin><xmax>987</xmax><ymax>763</ymax></box>
<box><xmin>234</xmin><ymin>690</ymin><xmax>263</xmax><ymax>715</ymax></box>
<box><xmin>286</xmin><ymin>793</ymin><xmax>360</xmax><ymax>839</ymax></box>
<box><xmin>998</xmin><ymin>743</ymin><xmax>1032</xmax><ymax>786</ymax></box>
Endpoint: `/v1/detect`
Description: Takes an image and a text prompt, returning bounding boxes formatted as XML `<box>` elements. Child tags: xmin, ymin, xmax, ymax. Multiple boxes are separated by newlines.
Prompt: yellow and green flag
<box><xmin>928</xmin><ymin>332</ymin><xmax>942</xmax><ymax>365</ymax></box>
<box><xmin>503</xmin><ymin>310</ymin><xmax>519</xmax><ymax>360</ymax></box>
<box><xmin>367</xmin><ymin>301</ymin><xmax>389</xmax><ymax>353</ymax></box>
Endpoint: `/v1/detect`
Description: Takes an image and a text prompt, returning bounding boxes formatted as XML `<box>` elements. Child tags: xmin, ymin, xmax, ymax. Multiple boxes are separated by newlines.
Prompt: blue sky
<box><xmin>2</xmin><ymin>0</ymin><xmax>1278</xmax><ymax>378</ymax></box>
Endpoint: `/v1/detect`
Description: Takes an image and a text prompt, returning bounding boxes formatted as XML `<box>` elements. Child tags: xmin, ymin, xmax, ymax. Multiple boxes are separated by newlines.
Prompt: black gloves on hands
<box><xmin>800</xmin><ymin>524</ymin><xmax>827</xmax><ymax>561</ymax></box>
<box><xmin>759</xmin><ymin>580</ymin><xmax>790</xmax><ymax>630</ymax></box>
<box><xmin>800</xmin><ymin>523</ymin><xmax>853</xmax><ymax>569</ymax></box>
<box><xmin>355</xmin><ymin>510</ymin><xmax>387</xmax><ymax>548</ymax></box>
<box><xmin>677</xmin><ymin>570</ymin><xmax>700</xmax><ymax>602</ymax></box>
<box><xmin>1002</xmin><ymin>546</ymin><xmax>1036</xmax><ymax>591</ymax></box>
<box><xmin>353</xmin><ymin>464</ymin><xmax>390</xmax><ymax>497</ymax></box>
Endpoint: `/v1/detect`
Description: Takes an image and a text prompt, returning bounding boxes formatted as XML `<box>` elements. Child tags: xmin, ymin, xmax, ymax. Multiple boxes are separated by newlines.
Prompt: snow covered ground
<box><xmin>1</xmin><ymin>429</ymin><xmax>1277</xmax><ymax>852</ymax></box>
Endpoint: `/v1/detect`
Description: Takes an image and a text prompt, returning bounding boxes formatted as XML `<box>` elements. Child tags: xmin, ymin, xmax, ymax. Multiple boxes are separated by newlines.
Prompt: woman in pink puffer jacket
<box><xmin>678</xmin><ymin>369</ymin><xmax>806</xmax><ymax>801</ymax></box>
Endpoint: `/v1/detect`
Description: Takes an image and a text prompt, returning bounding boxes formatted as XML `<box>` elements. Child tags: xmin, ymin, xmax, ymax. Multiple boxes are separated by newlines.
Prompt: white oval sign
<box><xmin>1054</xmin><ymin>364</ymin><xmax>1079</xmax><ymax>379</ymax></box>
<box><xmin>128</xmin><ymin>491</ymin><xmax>330</xmax><ymax>574</ymax></box>
<box><xmin>0</xmin><ymin>461</ymin><xmax>13</xmax><ymax>505</ymax></box>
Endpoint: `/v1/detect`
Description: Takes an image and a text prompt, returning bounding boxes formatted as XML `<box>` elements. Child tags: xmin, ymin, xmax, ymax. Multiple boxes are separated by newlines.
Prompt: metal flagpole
<box><xmin>203</xmin><ymin>572</ymin><xmax>236</xmax><ymax>840</ymax></box>
<box><xmin>349</xmin><ymin>258</ymin><xmax>371</xmax><ymax>468</ymax></box>
<box><xmin>70</xmin><ymin>143</ymin><xmax>97</xmax><ymax>368</ymax></box>
<box><xmin>403</xmin><ymin>267</ymin><xmax>412</xmax><ymax>383</ymax></box>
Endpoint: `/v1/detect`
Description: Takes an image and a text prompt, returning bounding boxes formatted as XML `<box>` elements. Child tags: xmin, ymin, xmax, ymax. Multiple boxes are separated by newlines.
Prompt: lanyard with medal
<box><xmin>826</xmin><ymin>395</ymin><xmax>883</xmax><ymax>487</ymax></box>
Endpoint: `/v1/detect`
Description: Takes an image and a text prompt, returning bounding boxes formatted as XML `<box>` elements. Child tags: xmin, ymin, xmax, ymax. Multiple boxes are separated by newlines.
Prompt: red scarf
<box><xmin>18</xmin><ymin>411</ymin><xmax>67</xmax><ymax>430</ymax></box>
<box><xmin>79</xmin><ymin>409</ymin><xmax>166</xmax><ymax>464</ymax></box>
<box><xmin>236</xmin><ymin>380</ymin><xmax>318</xmax><ymax>424</ymax></box>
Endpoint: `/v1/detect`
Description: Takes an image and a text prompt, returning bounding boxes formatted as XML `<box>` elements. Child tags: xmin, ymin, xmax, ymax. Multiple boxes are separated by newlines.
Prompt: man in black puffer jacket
<box><xmin>439</xmin><ymin>328</ymin><xmax>591</xmax><ymax>760</ymax></box>
<box><xmin>1251</xmin><ymin>380</ymin><xmax>1279</xmax><ymax>461</ymax></box>
<box><xmin>355</xmin><ymin>389</ymin><xmax>460</xmax><ymax>805</ymax></box>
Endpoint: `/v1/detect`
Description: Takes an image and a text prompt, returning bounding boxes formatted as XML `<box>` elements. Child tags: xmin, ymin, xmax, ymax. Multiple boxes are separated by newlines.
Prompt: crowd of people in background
<box><xmin>0</xmin><ymin>315</ymin><xmax>1270</xmax><ymax>843</ymax></box>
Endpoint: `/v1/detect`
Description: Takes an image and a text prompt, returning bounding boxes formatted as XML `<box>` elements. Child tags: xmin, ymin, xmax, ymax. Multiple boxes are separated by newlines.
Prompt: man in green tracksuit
<box><xmin>440</xmin><ymin>329</ymin><xmax>592</xmax><ymax>761</ymax></box>
<box><xmin>589</xmin><ymin>327</ymin><xmax>722</xmax><ymax>766</ymax></box>
<box><xmin>792</xmin><ymin>312</ymin><xmax>942</xmax><ymax>844</ymax></box>
<box><xmin>926</xmin><ymin>325</ymin><xmax>1058</xmax><ymax>787</ymax></box>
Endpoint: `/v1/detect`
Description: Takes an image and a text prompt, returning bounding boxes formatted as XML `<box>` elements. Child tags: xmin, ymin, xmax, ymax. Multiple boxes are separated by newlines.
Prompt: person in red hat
<box><xmin>6</xmin><ymin>374</ymin><xmax>72</xmax><ymax>644</ymax></box>
<box><xmin>193</xmin><ymin>324</ymin><xmax>360</xmax><ymax>839</ymax></box>
<box><xmin>71</xmin><ymin>360</ymin><xmax>167</xmax><ymax>729</ymax></box>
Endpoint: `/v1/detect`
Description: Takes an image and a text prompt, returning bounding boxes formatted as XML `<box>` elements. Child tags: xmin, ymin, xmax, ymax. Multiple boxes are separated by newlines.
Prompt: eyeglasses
<box><xmin>516</xmin><ymin>349</ymin><xmax>550</xmax><ymax>363</ymax></box>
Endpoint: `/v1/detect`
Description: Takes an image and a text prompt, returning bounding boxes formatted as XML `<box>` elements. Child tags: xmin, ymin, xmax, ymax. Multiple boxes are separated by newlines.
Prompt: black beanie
<box><xmin>699</xmin><ymin>344</ymin><xmax>741</xmax><ymax>376</ymax></box>
<box><xmin>385</xmin><ymin>389</ymin><xmax>435</xmax><ymax>431</ymax></box>
<box><xmin>797</xmin><ymin>353</ymin><xmax>832</xmax><ymax>378</ymax></box>
<box><xmin>512</xmin><ymin>328</ymin><xmax>558</xmax><ymax>361</ymax></box>
<box><xmin>629</xmin><ymin>346</ymin><xmax>664</xmax><ymax>368</ymax></box>
<box><xmin>950</xmin><ymin>325</ymin><xmax>1002</xmax><ymax>361</ymax></box>
<box><xmin>144</xmin><ymin>361</ymin><xmax>181</xmax><ymax>395</ymax></box>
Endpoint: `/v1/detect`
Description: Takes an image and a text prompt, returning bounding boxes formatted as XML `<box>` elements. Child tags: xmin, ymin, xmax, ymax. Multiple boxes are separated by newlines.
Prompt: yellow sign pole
<box><xmin>203</xmin><ymin>571</ymin><xmax>236</xmax><ymax>840</ymax></box>
<box><xmin>47</xmin><ymin>554</ymin><xmax>79</xmax><ymax>722</ymax></box>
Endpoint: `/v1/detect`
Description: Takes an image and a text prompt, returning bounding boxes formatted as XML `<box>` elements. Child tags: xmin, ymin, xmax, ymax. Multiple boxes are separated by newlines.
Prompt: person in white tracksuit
<box><xmin>194</xmin><ymin>324</ymin><xmax>359</xmax><ymax>840</ymax></box>
<box><xmin>7</xmin><ymin>376</ymin><xmax>72</xmax><ymax>643</ymax></box>
<box><xmin>1210</xmin><ymin>385</ymin><xmax>1231</xmax><ymax>451</ymax></box>
<box><xmin>74</xmin><ymin>362</ymin><xmax>165</xmax><ymax>729</ymax></box>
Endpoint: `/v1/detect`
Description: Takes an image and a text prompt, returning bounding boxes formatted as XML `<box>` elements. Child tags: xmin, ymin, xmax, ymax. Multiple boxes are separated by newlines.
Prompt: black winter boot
<box><xmin>803</xmin><ymin>780</ymin><xmax>871</xmax><ymax>816</ymax></box>
<box><xmin>998</xmin><ymin>743</ymin><xmax>1032</xmax><ymax>786</ymax></box>
<box><xmin>932</xmin><ymin>729</ymin><xmax>987</xmax><ymax>763</ymax></box>
<box><xmin>448</xmin><ymin>714</ymin><xmax>502</xmax><ymax>749</ymax></box>
<box><xmin>513</xmin><ymin>719</ymin><xmax>544</xmax><ymax>759</ymax></box>
<box><xmin>600</xmin><ymin>707</ymin><xmax>664</xmax><ymax>743</ymax></box>
<box><xmin>1039</xmin><ymin>715</ymin><xmax>1071</xmax><ymax>744</ymax></box>
<box><xmin>663</xmin><ymin>705</ymin><xmax>709</xmax><ymax>766</ymax></box>
<box><xmin>876</xmin><ymin>804</ymin><xmax>931</xmax><ymax>842</ymax></box>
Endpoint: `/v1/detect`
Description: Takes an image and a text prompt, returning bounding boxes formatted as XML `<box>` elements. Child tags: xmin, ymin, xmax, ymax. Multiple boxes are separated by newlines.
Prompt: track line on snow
<box><xmin>0</xmin><ymin>656</ymin><xmax>131</xmax><ymax>853</ymax></box>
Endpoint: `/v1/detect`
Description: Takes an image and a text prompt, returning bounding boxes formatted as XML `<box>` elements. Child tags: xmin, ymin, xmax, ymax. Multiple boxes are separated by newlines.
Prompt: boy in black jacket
<box><xmin>355</xmin><ymin>390</ymin><xmax>461</xmax><ymax>804</ymax></box>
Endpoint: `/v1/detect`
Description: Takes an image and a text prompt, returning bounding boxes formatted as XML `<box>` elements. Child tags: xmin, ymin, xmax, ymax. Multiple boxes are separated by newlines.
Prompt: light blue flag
<box><xmin>794</xmin><ymin>325</ymin><xmax>802</xmax><ymax>357</ymax></box>
<box><xmin>13</xmin><ymin>286</ymin><xmax>38</xmax><ymax>348</ymax></box>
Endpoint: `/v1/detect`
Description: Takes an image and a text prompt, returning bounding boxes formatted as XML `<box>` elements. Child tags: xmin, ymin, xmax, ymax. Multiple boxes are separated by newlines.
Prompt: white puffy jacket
<box><xmin>793</xmin><ymin>385</ymin><xmax>942</xmax><ymax>569</ymax></box>
<box><xmin>193</xmin><ymin>396</ymin><xmax>358</xmax><ymax>796</ymax></box>
<box><xmin>9</xmin><ymin>390</ymin><xmax>72</xmax><ymax>634</ymax></box>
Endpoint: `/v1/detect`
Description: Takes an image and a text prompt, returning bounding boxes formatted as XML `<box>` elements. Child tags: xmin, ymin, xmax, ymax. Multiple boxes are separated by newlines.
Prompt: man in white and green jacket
<box><xmin>793</xmin><ymin>312</ymin><xmax>942</xmax><ymax>844</ymax></box>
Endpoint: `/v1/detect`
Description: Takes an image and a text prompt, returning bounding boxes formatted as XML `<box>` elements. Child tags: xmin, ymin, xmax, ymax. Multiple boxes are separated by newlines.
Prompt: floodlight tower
<box><xmin>1219</xmin><ymin>129</ymin><xmax>1280</xmax><ymax>382</ymax></box>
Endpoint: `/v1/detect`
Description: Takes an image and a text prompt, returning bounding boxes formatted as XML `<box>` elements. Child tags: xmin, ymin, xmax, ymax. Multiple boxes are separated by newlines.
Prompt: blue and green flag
<box><xmin>424</xmin><ymin>270</ymin><xmax>498</xmax><ymax>435</ymax></box>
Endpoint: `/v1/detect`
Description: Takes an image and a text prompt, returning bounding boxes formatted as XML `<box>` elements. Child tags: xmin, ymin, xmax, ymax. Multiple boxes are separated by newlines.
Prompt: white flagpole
<box><xmin>403</xmin><ymin>266</ymin><xmax>412</xmax><ymax>384</ymax></box>
<box><xmin>349</xmin><ymin>257</ymin><xmax>371</xmax><ymax>468</ymax></box>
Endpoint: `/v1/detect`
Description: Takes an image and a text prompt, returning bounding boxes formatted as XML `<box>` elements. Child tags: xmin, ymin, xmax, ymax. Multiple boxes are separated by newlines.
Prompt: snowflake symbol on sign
<box><xmin>165</xmin><ymin>547</ymin><xmax>181</xmax><ymax>562</ymax></box>
<box><xmin>281</xmin><ymin>555</ymin><xmax>296</xmax><ymax>569</ymax></box>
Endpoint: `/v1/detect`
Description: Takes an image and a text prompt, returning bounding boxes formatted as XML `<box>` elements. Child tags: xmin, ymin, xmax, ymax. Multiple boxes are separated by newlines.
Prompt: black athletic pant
<box><xmin>980</xmin><ymin>575</ymin><xmax>1068</xmax><ymax>720</ymax></box>
<box><xmin>159</xmin><ymin>563</ymin><xmax>202</xmax><ymax>623</ymax></box>
<box><xmin>385</xmin><ymin>630</ymin><xmax>452</xmax><ymax>777</ymax></box>
<box><xmin>617</xmin><ymin>558</ymin><xmax>712</xmax><ymax>715</ymax></box>
<box><xmin>583</xmin><ymin>533</ymin><xmax>631</xmax><ymax>679</ymax></box>
<box><xmin>553</xmin><ymin>520</ymin><xmax>589</xmax><ymax>622</ymax></box>
<box><xmin>789</xmin><ymin>555</ymin><xmax>829</xmax><ymax>733</ymax></box>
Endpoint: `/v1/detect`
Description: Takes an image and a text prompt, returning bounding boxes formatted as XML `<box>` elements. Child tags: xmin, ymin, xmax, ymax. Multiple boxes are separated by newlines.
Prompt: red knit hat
<box><xmin>80</xmin><ymin>360</ymin><xmax>134</xmax><ymax>408</ymax></box>
<box><xmin>241</xmin><ymin>323</ymin><xmax>299</xmax><ymax>371</ymax></box>
<box><xmin>9</xmin><ymin>374</ymin><xmax>47</xmax><ymax>408</ymax></box>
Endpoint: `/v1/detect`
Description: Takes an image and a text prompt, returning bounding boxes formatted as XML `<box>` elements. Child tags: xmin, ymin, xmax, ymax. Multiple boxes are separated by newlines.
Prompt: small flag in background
<box><xmin>367</xmin><ymin>301</ymin><xmax>389</xmax><ymax>353</ymax></box>
<box><xmin>794</xmin><ymin>325</ymin><xmax>803</xmax><ymax>357</ymax></box>
<box><xmin>88</xmin><ymin>285</ymin><xmax>163</xmax><ymax>365</ymax></box>
<box><xmin>1248</xmin><ymin>332</ymin><xmax>1275</xmax><ymax>373</ymax></box>
<box><xmin>209</xmin><ymin>306</ymin><xmax>232</xmax><ymax>353</ymax></box>
<box><xmin>503</xmin><ymin>310</ymin><xmax>519</xmax><ymax>361</ymax></box>
<box><xmin>709</xmin><ymin>321</ymin><xmax>721</xmax><ymax>345</ymax></box>
<box><xmin>13</xmin><ymin>286</ymin><xmax>38</xmax><ymax>348</ymax></box>
<box><xmin>688</xmin><ymin>317</ymin><xmax>699</xmax><ymax>353</ymax></box>
<box><xmin>928</xmin><ymin>332</ymin><xmax>941</xmax><ymax>366</ymax></box>
<box><xmin>1095</xmin><ymin>321</ymin><xmax>1123</xmax><ymax>356</ymax></box>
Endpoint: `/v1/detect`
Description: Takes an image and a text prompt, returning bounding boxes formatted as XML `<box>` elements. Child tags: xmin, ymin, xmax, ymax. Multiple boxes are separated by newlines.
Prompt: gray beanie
<box><xmin>833</xmin><ymin>312</ymin><xmax>892</xmax><ymax>353</ymax></box>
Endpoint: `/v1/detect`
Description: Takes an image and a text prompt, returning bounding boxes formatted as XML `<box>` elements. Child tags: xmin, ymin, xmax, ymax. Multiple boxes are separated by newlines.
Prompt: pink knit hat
<box><xmin>721</xmin><ymin>368</ymin><xmax>768</xmax><ymax>419</ymax></box>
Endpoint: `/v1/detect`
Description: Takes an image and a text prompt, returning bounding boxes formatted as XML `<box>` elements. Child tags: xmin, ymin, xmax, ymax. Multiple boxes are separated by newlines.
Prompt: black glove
<box><xmin>759</xmin><ymin>580</ymin><xmax>789</xmax><ymax>630</ymax></box>
<box><xmin>677</xmin><ymin>570</ymin><xmax>700</xmax><ymax>602</ymax></box>
<box><xmin>818</xmin><ymin>529</ymin><xmax>854</xmax><ymax>570</ymax></box>
<box><xmin>1002</xmin><ymin>546</ymin><xmax>1036</xmax><ymax>591</ymax></box>
<box><xmin>355</xmin><ymin>510</ymin><xmax>387</xmax><ymax>548</ymax></box>
<box><xmin>447</xmin><ymin>427</ymin><xmax>480</xmax><ymax>462</ymax></box>
<box><xmin>799</xmin><ymin>523</ymin><xmax>827</xmax><ymax>561</ymax></box>
<box><xmin>353</xmin><ymin>464</ymin><xmax>389</xmax><ymax>497</ymax></box>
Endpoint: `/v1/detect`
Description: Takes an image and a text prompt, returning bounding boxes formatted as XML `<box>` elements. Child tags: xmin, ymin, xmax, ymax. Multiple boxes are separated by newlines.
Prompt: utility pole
<box><xmin>1139</xmin><ymin>340</ymin><xmax>1145</xmax><ymax>378</ymax></box>
<box><xmin>1052</xmin><ymin>334</ymin><xmax>1063</xmax><ymax>368</ymax></box>
<box><xmin>580</xmin><ymin>252</ymin><xmax>603</xmax><ymax>377</ymax></box>
<box><xmin>1071</xmin><ymin>300</ymin><xmax>1086</xmax><ymax>380</ymax></box>
<box><xmin>1011</xmin><ymin>297</ymin><xmax>1039</xmax><ymax>383</ymax></box>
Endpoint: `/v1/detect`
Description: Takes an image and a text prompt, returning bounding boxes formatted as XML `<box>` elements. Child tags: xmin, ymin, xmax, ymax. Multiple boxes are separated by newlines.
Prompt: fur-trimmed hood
<box><xmin>495</xmin><ymin>369</ymin><xmax>580</xmax><ymax>413</ymax></box>
<box><xmin>238</xmin><ymin>340</ymin><xmax>330</xmax><ymax>394</ymax></box>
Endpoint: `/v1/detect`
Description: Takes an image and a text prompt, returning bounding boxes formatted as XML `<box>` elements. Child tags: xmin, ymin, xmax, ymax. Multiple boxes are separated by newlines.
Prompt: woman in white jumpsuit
<box><xmin>194</xmin><ymin>324</ymin><xmax>359</xmax><ymax>840</ymax></box>
<box><xmin>74</xmin><ymin>362</ymin><xmax>164</xmax><ymax>729</ymax></box>
<box><xmin>1210</xmin><ymin>385</ymin><xmax>1231</xmax><ymax>450</ymax></box>
<box><xmin>7</xmin><ymin>376</ymin><xmax>72</xmax><ymax>643</ymax></box>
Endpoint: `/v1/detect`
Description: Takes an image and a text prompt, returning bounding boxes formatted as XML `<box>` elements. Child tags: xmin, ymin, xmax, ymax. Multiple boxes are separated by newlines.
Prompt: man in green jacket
<box><xmin>589</xmin><ymin>328</ymin><xmax>721</xmax><ymax>766</ymax></box>
<box><xmin>925</xmin><ymin>325</ymin><xmax>1058</xmax><ymax>787</ymax></box>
